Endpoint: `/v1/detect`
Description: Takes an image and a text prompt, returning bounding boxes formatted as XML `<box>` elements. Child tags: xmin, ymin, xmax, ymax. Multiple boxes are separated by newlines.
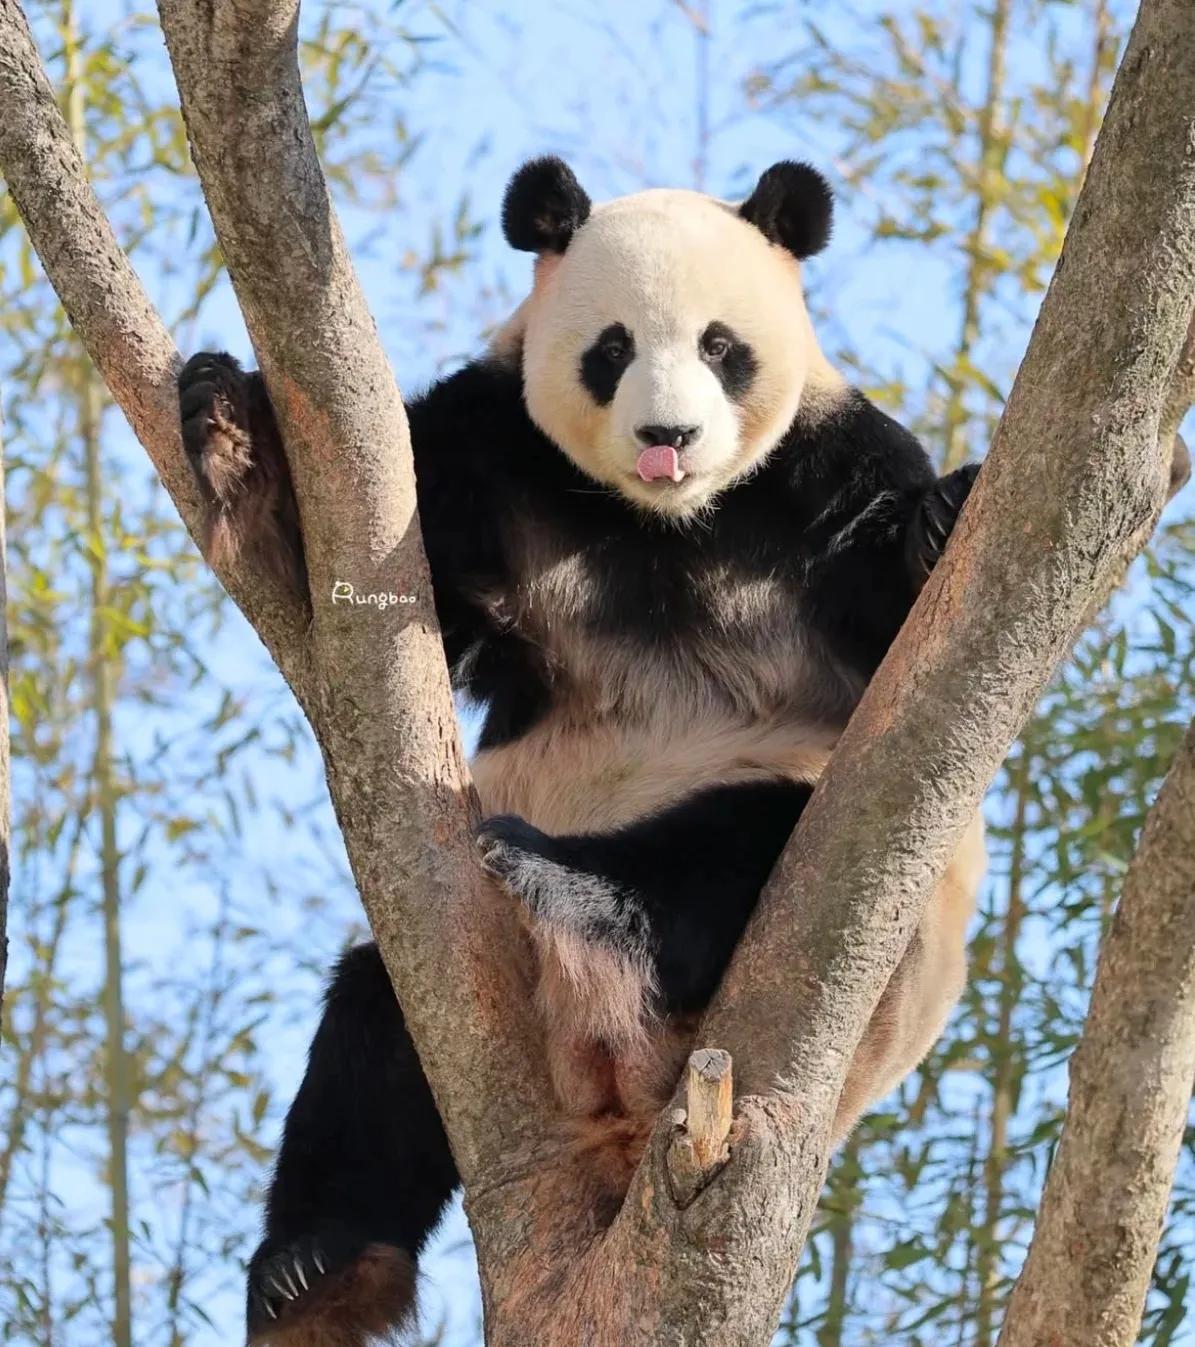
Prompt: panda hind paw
<box><xmin>247</xmin><ymin>1231</ymin><xmax>339</xmax><ymax>1337</ymax></box>
<box><xmin>247</xmin><ymin>1229</ymin><xmax>417</xmax><ymax>1345</ymax></box>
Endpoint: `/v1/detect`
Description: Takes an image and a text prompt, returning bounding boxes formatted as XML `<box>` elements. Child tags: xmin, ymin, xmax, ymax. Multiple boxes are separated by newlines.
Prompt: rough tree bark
<box><xmin>0</xmin><ymin>0</ymin><xmax>1192</xmax><ymax>1344</ymax></box>
<box><xmin>998</xmin><ymin>719</ymin><xmax>1195</xmax><ymax>1346</ymax></box>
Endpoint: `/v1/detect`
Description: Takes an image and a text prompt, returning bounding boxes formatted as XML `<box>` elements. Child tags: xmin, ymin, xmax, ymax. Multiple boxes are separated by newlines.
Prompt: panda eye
<box><xmin>593</xmin><ymin>323</ymin><xmax>632</xmax><ymax>366</ymax></box>
<box><xmin>703</xmin><ymin>335</ymin><xmax>731</xmax><ymax>361</ymax></box>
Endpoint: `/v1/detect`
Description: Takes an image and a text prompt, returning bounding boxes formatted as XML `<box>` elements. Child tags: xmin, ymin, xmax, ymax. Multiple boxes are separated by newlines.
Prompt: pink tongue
<box><xmin>636</xmin><ymin>444</ymin><xmax>684</xmax><ymax>483</ymax></box>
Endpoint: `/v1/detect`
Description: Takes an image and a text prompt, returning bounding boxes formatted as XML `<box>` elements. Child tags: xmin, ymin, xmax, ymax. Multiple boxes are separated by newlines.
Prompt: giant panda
<box><xmin>178</xmin><ymin>157</ymin><xmax>986</xmax><ymax>1347</ymax></box>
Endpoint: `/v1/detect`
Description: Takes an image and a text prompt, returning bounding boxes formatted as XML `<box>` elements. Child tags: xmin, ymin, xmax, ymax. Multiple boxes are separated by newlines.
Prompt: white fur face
<box><xmin>518</xmin><ymin>189</ymin><xmax>837</xmax><ymax>516</ymax></box>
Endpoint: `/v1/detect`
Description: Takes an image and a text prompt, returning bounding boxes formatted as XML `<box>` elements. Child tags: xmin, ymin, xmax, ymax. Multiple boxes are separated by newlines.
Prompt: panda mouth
<box><xmin>635</xmin><ymin>444</ymin><xmax>688</xmax><ymax>484</ymax></box>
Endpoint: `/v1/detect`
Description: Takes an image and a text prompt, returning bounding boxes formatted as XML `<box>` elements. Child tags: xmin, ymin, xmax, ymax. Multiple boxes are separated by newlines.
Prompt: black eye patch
<box><xmin>580</xmin><ymin>323</ymin><xmax>634</xmax><ymax>406</ymax></box>
<box><xmin>700</xmin><ymin>322</ymin><xmax>758</xmax><ymax>401</ymax></box>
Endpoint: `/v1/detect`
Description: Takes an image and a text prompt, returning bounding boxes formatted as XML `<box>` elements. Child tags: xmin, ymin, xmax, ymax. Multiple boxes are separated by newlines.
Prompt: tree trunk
<box><xmin>1</xmin><ymin>0</ymin><xmax>1194</xmax><ymax>1342</ymax></box>
<box><xmin>997</xmin><ymin>719</ymin><xmax>1195</xmax><ymax>1347</ymax></box>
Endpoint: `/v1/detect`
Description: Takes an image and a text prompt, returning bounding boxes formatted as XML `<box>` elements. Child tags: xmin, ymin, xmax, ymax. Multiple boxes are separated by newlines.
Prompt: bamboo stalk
<box><xmin>62</xmin><ymin>10</ymin><xmax>133</xmax><ymax>1339</ymax></box>
<box><xmin>942</xmin><ymin>0</ymin><xmax>1010</xmax><ymax>471</ymax></box>
<box><xmin>974</xmin><ymin>744</ymin><xmax>1030</xmax><ymax>1345</ymax></box>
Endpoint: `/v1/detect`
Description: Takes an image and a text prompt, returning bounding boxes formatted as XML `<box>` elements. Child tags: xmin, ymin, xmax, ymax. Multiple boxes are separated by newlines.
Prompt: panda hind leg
<box><xmin>177</xmin><ymin>351</ymin><xmax>304</xmax><ymax>588</ymax></box>
<box><xmin>477</xmin><ymin>778</ymin><xmax>812</xmax><ymax>1017</ymax></box>
<box><xmin>247</xmin><ymin>943</ymin><xmax>458</xmax><ymax>1347</ymax></box>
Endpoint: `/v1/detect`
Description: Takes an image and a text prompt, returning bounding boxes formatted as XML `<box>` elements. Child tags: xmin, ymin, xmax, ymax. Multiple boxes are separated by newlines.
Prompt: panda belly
<box><xmin>470</xmin><ymin>706</ymin><xmax>838</xmax><ymax>833</ymax></box>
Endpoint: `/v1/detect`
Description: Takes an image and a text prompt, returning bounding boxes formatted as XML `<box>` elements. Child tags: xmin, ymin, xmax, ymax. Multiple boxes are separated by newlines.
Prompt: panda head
<box><xmin>501</xmin><ymin>157</ymin><xmax>841</xmax><ymax>516</ymax></box>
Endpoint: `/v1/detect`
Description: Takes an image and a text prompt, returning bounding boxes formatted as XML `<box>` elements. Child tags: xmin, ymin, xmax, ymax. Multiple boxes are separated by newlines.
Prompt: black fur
<box><xmin>739</xmin><ymin>160</ymin><xmax>834</xmax><ymax>260</ymax></box>
<box><xmin>907</xmin><ymin>463</ymin><xmax>980</xmax><ymax>581</ymax></box>
<box><xmin>178</xmin><ymin>352</ymin><xmax>304</xmax><ymax>587</ymax></box>
<box><xmin>179</xmin><ymin>348</ymin><xmax>977</xmax><ymax>1345</ymax></box>
<box><xmin>501</xmin><ymin>156</ymin><xmax>592</xmax><ymax>253</ymax></box>
<box><xmin>246</xmin><ymin>944</ymin><xmax>456</xmax><ymax>1338</ymax></box>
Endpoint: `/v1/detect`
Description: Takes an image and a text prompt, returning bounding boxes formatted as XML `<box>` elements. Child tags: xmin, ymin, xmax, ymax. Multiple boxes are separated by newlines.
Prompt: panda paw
<box><xmin>477</xmin><ymin>815</ymin><xmax>574</xmax><ymax>919</ymax></box>
<box><xmin>178</xmin><ymin>351</ymin><xmax>255</xmax><ymax>506</ymax></box>
<box><xmin>246</xmin><ymin>1230</ymin><xmax>341</xmax><ymax>1336</ymax></box>
<box><xmin>477</xmin><ymin>816</ymin><xmax>640</xmax><ymax>947</ymax></box>
<box><xmin>907</xmin><ymin>463</ymin><xmax>980</xmax><ymax>581</ymax></box>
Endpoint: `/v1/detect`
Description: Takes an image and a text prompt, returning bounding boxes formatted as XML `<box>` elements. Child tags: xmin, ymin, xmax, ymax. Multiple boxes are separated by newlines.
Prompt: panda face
<box><xmin>503</xmin><ymin>160</ymin><xmax>838</xmax><ymax>517</ymax></box>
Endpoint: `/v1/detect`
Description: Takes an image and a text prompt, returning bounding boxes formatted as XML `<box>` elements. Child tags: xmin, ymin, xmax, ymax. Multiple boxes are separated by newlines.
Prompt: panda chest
<box><xmin>503</xmin><ymin>529</ymin><xmax>828</xmax><ymax>723</ymax></box>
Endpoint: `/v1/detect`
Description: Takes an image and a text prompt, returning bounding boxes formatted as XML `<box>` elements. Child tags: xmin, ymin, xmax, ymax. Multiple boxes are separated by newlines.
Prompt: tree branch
<box><xmin>594</xmin><ymin>2</ymin><xmax>1195</xmax><ymax>1338</ymax></box>
<box><xmin>0</xmin><ymin>0</ymin><xmax>310</xmax><ymax>689</ymax></box>
<box><xmin>153</xmin><ymin>0</ymin><xmax>551</xmax><ymax>1182</ymax></box>
<box><xmin>997</xmin><ymin>717</ymin><xmax>1195</xmax><ymax>1347</ymax></box>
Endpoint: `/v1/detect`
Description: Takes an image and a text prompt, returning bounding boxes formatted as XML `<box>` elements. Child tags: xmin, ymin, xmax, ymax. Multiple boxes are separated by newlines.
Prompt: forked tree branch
<box><xmin>998</xmin><ymin>717</ymin><xmax>1195</xmax><ymax>1346</ymax></box>
<box><xmin>2</xmin><ymin>0</ymin><xmax>1194</xmax><ymax>1343</ymax></box>
<box><xmin>594</xmin><ymin>0</ymin><xmax>1195</xmax><ymax>1337</ymax></box>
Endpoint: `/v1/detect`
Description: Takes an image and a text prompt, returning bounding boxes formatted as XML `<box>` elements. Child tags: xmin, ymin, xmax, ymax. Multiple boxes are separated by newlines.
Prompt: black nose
<box><xmin>635</xmin><ymin>423</ymin><xmax>701</xmax><ymax>449</ymax></box>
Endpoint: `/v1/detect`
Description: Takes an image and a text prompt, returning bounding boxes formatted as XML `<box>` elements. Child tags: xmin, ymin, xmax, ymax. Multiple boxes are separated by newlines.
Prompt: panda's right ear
<box><xmin>502</xmin><ymin>157</ymin><xmax>592</xmax><ymax>254</ymax></box>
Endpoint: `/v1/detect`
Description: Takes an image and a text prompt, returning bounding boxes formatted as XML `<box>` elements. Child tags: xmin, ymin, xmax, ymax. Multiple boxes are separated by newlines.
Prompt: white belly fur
<box><xmin>471</xmin><ymin>708</ymin><xmax>840</xmax><ymax>832</ymax></box>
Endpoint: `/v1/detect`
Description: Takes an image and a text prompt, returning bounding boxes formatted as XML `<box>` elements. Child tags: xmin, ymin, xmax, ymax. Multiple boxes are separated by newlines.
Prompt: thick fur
<box><xmin>178</xmin><ymin>352</ymin><xmax>303</xmax><ymax>588</ymax></box>
<box><xmin>179</xmin><ymin>161</ymin><xmax>985</xmax><ymax>1347</ymax></box>
<box><xmin>243</xmin><ymin>945</ymin><xmax>456</xmax><ymax>1345</ymax></box>
<box><xmin>502</xmin><ymin>155</ymin><xmax>592</xmax><ymax>253</ymax></box>
<box><xmin>739</xmin><ymin>160</ymin><xmax>834</xmax><ymax>260</ymax></box>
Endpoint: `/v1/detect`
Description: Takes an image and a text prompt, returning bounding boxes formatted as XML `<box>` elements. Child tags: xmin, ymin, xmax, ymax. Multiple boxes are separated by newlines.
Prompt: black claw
<box><xmin>908</xmin><ymin>462</ymin><xmax>980</xmax><ymax>580</ymax></box>
<box><xmin>177</xmin><ymin>353</ymin><xmax>247</xmax><ymax>422</ymax></box>
<box><xmin>476</xmin><ymin>815</ymin><xmax>558</xmax><ymax>875</ymax></box>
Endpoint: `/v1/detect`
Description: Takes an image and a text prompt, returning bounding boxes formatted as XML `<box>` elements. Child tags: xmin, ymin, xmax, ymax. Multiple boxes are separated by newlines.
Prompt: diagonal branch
<box><xmin>0</xmin><ymin>0</ymin><xmax>310</xmax><ymax>690</ymax></box>
<box><xmin>711</xmin><ymin>0</ymin><xmax>1193</xmax><ymax>1104</ymax></box>
<box><xmin>596</xmin><ymin>1</ymin><xmax>1195</xmax><ymax>1338</ymax></box>
<box><xmin>153</xmin><ymin>0</ymin><xmax>551</xmax><ymax>1180</ymax></box>
<box><xmin>997</xmin><ymin>717</ymin><xmax>1195</xmax><ymax>1346</ymax></box>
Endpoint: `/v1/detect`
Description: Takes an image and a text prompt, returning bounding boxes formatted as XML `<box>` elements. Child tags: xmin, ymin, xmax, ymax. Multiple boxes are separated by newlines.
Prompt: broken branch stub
<box><xmin>667</xmin><ymin>1048</ymin><xmax>734</xmax><ymax>1205</ymax></box>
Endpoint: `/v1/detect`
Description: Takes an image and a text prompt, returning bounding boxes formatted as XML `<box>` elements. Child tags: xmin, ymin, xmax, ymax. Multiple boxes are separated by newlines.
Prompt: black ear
<box><xmin>502</xmin><ymin>157</ymin><xmax>592</xmax><ymax>254</ymax></box>
<box><xmin>739</xmin><ymin>161</ymin><xmax>833</xmax><ymax>260</ymax></box>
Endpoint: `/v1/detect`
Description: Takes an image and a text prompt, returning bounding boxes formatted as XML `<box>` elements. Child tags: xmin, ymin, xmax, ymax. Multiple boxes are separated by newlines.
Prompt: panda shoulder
<box><xmin>405</xmin><ymin>356</ymin><xmax>540</xmax><ymax>477</ymax></box>
<box><xmin>781</xmin><ymin>387</ymin><xmax>936</xmax><ymax>495</ymax></box>
<box><xmin>406</xmin><ymin>356</ymin><xmax>525</xmax><ymax>436</ymax></box>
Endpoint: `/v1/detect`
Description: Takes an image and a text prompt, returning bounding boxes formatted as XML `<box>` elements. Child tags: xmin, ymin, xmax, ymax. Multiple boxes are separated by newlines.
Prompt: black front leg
<box><xmin>478</xmin><ymin>778</ymin><xmax>812</xmax><ymax>1015</ymax></box>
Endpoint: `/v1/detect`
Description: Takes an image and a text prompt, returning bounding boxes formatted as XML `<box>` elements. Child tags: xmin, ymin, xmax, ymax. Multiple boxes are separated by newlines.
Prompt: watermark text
<box><xmin>331</xmin><ymin>581</ymin><xmax>418</xmax><ymax>611</ymax></box>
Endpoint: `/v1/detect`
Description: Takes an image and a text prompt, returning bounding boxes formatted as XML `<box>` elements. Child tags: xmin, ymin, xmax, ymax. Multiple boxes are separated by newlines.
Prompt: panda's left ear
<box><xmin>739</xmin><ymin>162</ymin><xmax>833</xmax><ymax>260</ymax></box>
<box><xmin>502</xmin><ymin>157</ymin><xmax>592</xmax><ymax>254</ymax></box>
